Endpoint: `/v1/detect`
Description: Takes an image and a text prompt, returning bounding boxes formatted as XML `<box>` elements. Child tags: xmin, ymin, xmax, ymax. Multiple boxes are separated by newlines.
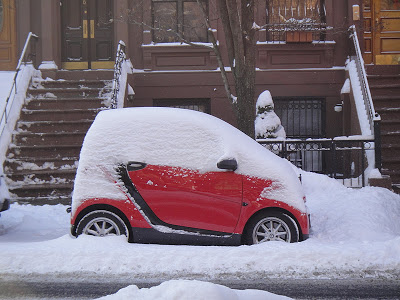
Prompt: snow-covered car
<box><xmin>70</xmin><ymin>107</ymin><xmax>309</xmax><ymax>245</ymax></box>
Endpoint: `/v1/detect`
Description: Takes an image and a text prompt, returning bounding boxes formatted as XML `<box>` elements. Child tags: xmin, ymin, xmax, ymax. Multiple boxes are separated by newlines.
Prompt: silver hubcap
<box><xmin>83</xmin><ymin>217</ymin><xmax>121</xmax><ymax>237</ymax></box>
<box><xmin>252</xmin><ymin>217</ymin><xmax>291</xmax><ymax>243</ymax></box>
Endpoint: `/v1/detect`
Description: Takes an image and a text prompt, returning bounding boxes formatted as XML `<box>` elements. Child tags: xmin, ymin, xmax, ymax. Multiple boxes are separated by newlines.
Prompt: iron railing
<box><xmin>348</xmin><ymin>25</ymin><xmax>381</xmax><ymax>170</ymax></box>
<box><xmin>258</xmin><ymin>137</ymin><xmax>375</xmax><ymax>187</ymax></box>
<box><xmin>263</xmin><ymin>0</ymin><xmax>328</xmax><ymax>42</ymax></box>
<box><xmin>110</xmin><ymin>40</ymin><xmax>127</xmax><ymax>109</ymax></box>
<box><xmin>0</xmin><ymin>32</ymin><xmax>38</xmax><ymax>139</ymax></box>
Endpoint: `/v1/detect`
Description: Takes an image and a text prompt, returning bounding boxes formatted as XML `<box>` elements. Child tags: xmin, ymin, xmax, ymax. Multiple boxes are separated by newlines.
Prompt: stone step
<box><xmin>54</xmin><ymin>70</ymin><xmax>114</xmax><ymax>81</ymax></box>
<box><xmin>367</xmin><ymin>74</ymin><xmax>400</xmax><ymax>85</ymax></box>
<box><xmin>381</xmin><ymin>132</ymin><xmax>400</xmax><ymax>145</ymax></box>
<box><xmin>16</xmin><ymin>120</ymin><xmax>93</xmax><ymax>133</ymax></box>
<box><xmin>8</xmin><ymin>183</ymin><xmax>73</xmax><ymax>200</ymax></box>
<box><xmin>13</xmin><ymin>132</ymin><xmax>86</xmax><ymax>146</ymax></box>
<box><xmin>28</xmin><ymin>87</ymin><xmax>111</xmax><ymax>99</ymax></box>
<box><xmin>20</xmin><ymin>108</ymin><xmax>99</xmax><ymax>122</ymax></box>
<box><xmin>376</xmin><ymin>107</ymin><xmax>400</xmax><ymax>122</ymax></box>
<box><xmin>7</xmin><ymin>145</ymin><xmax>82</xmax><ymax>159</ymax></box>
<box><xmin>3</xmin><ymin>157</ymin><xmax>78</xmax><ymax>173</ymax></box>
<box><xmin>6</xmin><ymin>169</ymin><xmax>76</xmax><ymax>185</ymax></box>
<box><xmin>25</xmin><ymin>98</ymin><xmax>108</xmax><ymax>110</ymax></box>
<box><xmin>369</xmin><ymin>84</ymin><xmax>400</xmax><ymax>97</ymax></box>
<box><xmin>371</xmin><ymin>95</ymin><xmax>400</xmax><ymax>109</ymax></box>
<box><xmin>381</xmin><ymin>168</ymin><xmax>400</xmax><ymax>183</ymax></box>
<box><xmin>39</xmin><ymin>79</ymin><xmax>112</xmax><ymax>89</ymax></box>
<box><xmin>380</xmin><ymin>120</ymin><xmax>400</xmax><ymax>132</ymax></box>
<box><xmin>10</xmin><ymin>195</ymin><xmax>72</xmax><ymax>205</ymax></box>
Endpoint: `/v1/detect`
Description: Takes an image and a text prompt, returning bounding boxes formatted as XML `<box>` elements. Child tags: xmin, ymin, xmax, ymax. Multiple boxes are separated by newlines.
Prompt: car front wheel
<box><xmin>76</xmin><ymin>210</ymin><xmax>129</xmax><ymax>240</ymax></box>
<box><xmin>245</xmin><ymin>211</ymin><xmax>299</xmax><ymax>244</ymax></box>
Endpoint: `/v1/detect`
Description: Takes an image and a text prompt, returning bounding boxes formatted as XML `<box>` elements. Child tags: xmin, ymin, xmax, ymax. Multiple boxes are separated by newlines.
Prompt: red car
<box><xmin>70</xmin><ymin>108</ymin><xmax>309</xmax><ymax>245</ymax></box>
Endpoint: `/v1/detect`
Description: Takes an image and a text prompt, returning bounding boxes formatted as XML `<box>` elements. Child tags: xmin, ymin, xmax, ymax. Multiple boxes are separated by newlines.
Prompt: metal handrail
<box><xmin>0</xmin><ymin>32</ymin><xmax>38</xmax><ymax>136</ymax></box>
<box><xmin>349</xmin><ymin>25</ymin><xmax>381</xmax><ymax>170</ymax></box>
<box><xmin>349</xmin><ymin>25</ymin><xmax>380</xmax><ymax>129</ymax></box>
<box><xmin>110</xmin><ymin>40</ymin><xmax>127</xmax><ymax>109</ymax></box>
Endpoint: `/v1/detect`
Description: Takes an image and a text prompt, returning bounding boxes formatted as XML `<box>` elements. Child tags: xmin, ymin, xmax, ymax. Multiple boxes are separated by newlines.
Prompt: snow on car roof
<box><xmin>72</xmin><ymin>107</ymin><xmax>305</xmax><ymax>214</ymax></box>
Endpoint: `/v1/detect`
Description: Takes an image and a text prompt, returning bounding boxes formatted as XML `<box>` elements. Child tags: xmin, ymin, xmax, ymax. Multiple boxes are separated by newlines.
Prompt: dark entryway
<box><xmin>61</xmin><ymin>0</ymin><xmax>114</xmax><ymax>69</ymax></box>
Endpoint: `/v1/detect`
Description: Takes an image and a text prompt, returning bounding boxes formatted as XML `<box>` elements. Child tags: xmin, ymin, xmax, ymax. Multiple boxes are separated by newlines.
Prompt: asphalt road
<box><xmin>0</xmin><ymin>277</ymin><xmax>399</xmax><ymax>299</ymax></box>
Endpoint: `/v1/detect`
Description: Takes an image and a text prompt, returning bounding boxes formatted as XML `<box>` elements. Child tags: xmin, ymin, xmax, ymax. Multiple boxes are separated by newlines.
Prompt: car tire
<box><xmin>76</xmin><ymin>210</ymin><xmax>129</xmax><ymax>240</ymax></box>
<box><xmin>244</xmin><ymin>211</ymin><xmax>299</xmax><ymax>244</ymax></box>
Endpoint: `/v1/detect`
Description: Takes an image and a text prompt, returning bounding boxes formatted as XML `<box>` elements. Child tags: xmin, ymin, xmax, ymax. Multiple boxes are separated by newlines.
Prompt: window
<box><xmin>152</xmin><ymin>0</ymin><xmax>208</xmax><ymax>43</ymax></box>
<box><xmin>153</xmin><ymin>98</ymin><xmax>211</xmax><ymax>114</ymax></box>
<box><xmin>274</xmin><ymin>97</ymin><xmax>325</xmax><ymax>138</ymax></box>
<box><xmin>266</xmin><ymin>0</ymin><xmax>326</xmax><ymax>41</ymax></box>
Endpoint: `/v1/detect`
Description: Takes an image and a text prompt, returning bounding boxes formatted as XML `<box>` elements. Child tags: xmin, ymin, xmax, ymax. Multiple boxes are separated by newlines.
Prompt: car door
<box><xmin>128</xmin><ymin>164</ymin><xmax>243</xmax><ymax>233</ymax></box>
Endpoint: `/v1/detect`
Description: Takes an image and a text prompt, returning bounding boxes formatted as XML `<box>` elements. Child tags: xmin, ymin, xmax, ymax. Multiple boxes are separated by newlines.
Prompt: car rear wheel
<box><xmin>76</xmin><ymin>210</ymin><xmax>129</xmax><ymax>240</ymax></box>
<box><xmin>245</xmin><ymin>211</ymin><xmax>299</xmax><ymax>244</ymax></box>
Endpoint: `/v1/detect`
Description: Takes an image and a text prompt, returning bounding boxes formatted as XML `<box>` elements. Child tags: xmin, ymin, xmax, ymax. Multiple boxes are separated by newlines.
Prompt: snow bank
<box><xmin>1</xmin><ymin>173</ymin><xmax>399</xmax><ymax>280</ymax></box>
<box><xmin>73</xmin><ymin>107</ymin><xmax>305</xmax><ymax>215</ymax></box>
<box><xmin>96</xmin><ymin>280</ymin><xmax>291</xmax><ymax>300</ymax></box>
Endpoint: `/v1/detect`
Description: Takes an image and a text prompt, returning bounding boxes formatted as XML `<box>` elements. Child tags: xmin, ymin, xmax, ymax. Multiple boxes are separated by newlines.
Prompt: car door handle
<box><xmin>127</xmin><ymin>161</ymin><xmax>147</xmax><ymax>171</ymax></box>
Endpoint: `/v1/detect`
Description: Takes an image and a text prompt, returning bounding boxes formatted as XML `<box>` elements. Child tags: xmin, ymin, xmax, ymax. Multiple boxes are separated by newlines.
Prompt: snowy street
<box><xmin>0</xmin><ymin>171</ymin><xmax>400</xmax><ymax>298</ymax></box>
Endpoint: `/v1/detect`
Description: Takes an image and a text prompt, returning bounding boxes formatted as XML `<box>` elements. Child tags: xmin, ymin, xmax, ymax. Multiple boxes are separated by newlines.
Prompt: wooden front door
<box><xmin>61</xmin><ymin>0</ymin><xmax>114</xmax><ymax>69</ymax></box>
<box><xmin>363</xmin><ymin>0</ymin><xmax>400</xmax><ymax>65</ymax></box>
<box><xmin>0</xmin><ymin>0</ymin><xmax>17</xmax><ymax>70</ymax></box>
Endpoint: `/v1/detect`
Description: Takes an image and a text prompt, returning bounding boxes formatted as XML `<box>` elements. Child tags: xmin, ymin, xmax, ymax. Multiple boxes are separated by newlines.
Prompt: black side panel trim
<box><xmin>117</xmin><ymin>165</ymin><xmax>232</xmax><ymax>237</ymax></box>
<box><xmin>132</xmin><ymin>227</ymin><xmax>242</xmax><ymax>246</ymax></box>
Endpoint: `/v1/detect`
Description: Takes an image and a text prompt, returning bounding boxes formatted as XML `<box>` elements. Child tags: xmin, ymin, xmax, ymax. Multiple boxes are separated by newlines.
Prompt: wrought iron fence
<box><xmin>258</xmin><ymin>137</ymin><xmax>375</xmax><ymax>187</ymax></box>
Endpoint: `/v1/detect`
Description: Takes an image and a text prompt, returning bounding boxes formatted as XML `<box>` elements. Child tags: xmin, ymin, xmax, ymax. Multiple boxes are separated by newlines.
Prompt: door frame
<box><xmin>61</xmin><ymin>0</ymin><xmax>114</xmax><ymax>70</ymax></box>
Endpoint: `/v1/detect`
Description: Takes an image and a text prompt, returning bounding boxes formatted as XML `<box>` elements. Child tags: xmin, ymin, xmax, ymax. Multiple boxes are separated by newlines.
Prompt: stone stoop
<box><xmin>4</xmin><ymin>70</ymin><xmax>114</xmax><ymax>205</ymax></box>
<box><xmin>367</xmin><ymin>65</ymin><xmax>400</xmax><ymax>193</ymax></box>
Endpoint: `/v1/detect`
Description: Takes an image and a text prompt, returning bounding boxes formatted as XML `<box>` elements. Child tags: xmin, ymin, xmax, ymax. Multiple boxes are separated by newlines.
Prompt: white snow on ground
<box><xmin>97</xmin><ymin>280</ymin><xmax>291</xmax><ymax>300</ymax></box>
<box><xmin>1</xmin><ymin>171</ymin><xmax>399</xmax><ymax>283</ymax></box>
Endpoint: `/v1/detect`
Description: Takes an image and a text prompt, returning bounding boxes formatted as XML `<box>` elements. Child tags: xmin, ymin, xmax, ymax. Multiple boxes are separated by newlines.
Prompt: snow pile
<box><xmin>1</xmin><ymin>174</ymin><xmax>399</xmax><ymax>280</ymax></box>
<box><xmin>255</xmin><ymin>90</ymin><xmax>286</xmax><ymax>139</ymax></box>
<box><xmin>97</xmin><ymin>280</ymin><xmax>291</xmax><ymax>300</ymax></box>
<box><xmin>73</xmin><ymin>107</ymin><xmax>305</xmax><ymax>215</ymax></box>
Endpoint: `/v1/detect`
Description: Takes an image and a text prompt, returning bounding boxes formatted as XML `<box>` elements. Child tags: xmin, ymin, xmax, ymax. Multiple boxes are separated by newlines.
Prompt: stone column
<box><xmin>38</xmin><ymin>0</ymin><xmax>60</xmax><ymax>75</ymax></box>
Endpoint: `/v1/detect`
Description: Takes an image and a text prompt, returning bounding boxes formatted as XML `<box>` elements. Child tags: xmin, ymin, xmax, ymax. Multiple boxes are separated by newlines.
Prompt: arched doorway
<box><xmin>0</xmin><ymin>0</ymin><xmax>17</xmax><ymax>70</ymax></box>
<box><xmin>363</xmin><ymin>0</ymin><xmax>400</xmax><ymax>65</ymax></box>
<box><xmin>61</xmin><ymin>0</ymin><xmax>114</xmax><ymax>69</ymax></box>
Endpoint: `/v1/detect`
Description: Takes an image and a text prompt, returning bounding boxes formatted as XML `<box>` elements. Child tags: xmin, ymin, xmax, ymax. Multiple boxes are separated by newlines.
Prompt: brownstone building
<box><xmin>0</xmin><ymin>0</ymin><xmax>399</xmax><ymax>203</ymax></box>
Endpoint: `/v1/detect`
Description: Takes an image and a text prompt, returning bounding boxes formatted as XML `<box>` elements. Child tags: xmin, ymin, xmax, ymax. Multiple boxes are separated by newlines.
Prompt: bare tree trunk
<box><xmin>217</xmin><ymin>0</ymin><xmax>257</xmax><ymax>138</ymax></box>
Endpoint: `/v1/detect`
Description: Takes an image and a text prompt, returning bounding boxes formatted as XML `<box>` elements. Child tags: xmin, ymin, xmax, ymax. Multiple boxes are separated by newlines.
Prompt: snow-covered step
<box><xmin>13</xmin><ymin>132</ymin><xmax>86</xmax><ymax>146</ymax></box>
<box><xmin>25</xmin><ymin>97</ymin><xmax>107</xmax><ymax>110</ymax></box>
<box><xmin>5</xmin><ymin>168</ymin><xmax>77</xmax><ymax>184</ymax></box>
<box><xmin>20</xmin><ymin>108</ymin><xmax>100</xmax><ymax>122</ymax></box>
<box><xmin>17</xmin><ymin>120</ymin><xmax>93</xmax><ymax>133</ymax></box>
<box><xmin>7</xmin><ymin>145</ymin><xmax>82</xmax><ymax>159</ymax></box>
<box><xmin>4</xmin><ymin>157</ymin><xmax>78</xmax><ymax>173</ymax></box>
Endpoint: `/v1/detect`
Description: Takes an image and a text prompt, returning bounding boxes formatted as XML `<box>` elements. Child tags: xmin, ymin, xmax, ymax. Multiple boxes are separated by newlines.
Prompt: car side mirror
<box><xmin>217</xmin><ymin>159</ymin><xmax>238</xmax><ymax>171</ymax></box>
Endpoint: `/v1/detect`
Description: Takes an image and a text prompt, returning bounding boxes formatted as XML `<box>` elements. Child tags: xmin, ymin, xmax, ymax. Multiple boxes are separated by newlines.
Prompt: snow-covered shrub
<box><xmin>255</xmin><ymin>90</ymin><xmax>286</xmax><ymax>139</ymax></box>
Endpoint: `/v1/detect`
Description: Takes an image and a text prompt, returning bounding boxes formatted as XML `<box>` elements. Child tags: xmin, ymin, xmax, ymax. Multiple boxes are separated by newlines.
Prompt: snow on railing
<box><xmin>348</xmin><ymin>25</ymin><xmax>381</xmax><ymax>170</ymax></box>
<box><xmin>348</xmin><ymin>25</ymin><xmax>380</xmax><ymax>132</ymax></box>
<box><xmin>110</xmin><ymin>41</ymin><xmax>133</xmax><ymax>109</ymax></box>
<box><xmin>0</xmin><ymin>32</ymin><xmax>38</xmax><ymax>138</ymax></box>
